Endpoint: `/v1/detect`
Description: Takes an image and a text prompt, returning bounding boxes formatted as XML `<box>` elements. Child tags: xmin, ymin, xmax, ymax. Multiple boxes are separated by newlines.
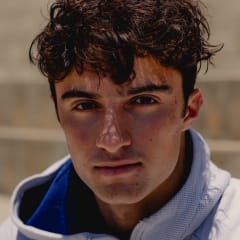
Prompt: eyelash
<box><xmin>73</xmin><ymin>95</ymin><xmax>158</xmax><ymax>112</ymax></box>
<box><xmin>130</xmin><ymin>95</ymin><xmax>158</xmax><ymax>105</ymax></box>
<box><xmin>73</xmin><ymin>101</ymin><xmax>100</xmax><ymax>111</ymax></box>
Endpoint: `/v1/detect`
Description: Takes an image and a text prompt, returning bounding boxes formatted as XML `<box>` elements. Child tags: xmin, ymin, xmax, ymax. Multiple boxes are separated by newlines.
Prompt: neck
<box><xmin>96</xmin><ymin>132</ymin><xmax>192</xmax><ymax>236</ymax></box>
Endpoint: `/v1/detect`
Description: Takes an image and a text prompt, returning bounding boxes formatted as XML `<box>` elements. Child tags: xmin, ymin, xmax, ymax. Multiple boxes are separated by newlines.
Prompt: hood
<box><xmin>10</xmin><ymin>129</ymin><xmax>231</xmax><ymax>240</ymax></box>
<box><xmin>129</xmin><ymin>130</ymin><xmax>230</xmax><ymax>240</ymax></box>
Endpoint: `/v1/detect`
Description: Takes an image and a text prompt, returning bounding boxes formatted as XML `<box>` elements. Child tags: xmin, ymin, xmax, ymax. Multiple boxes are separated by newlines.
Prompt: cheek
<box><xmin>130</xmin><ymin>106</ymin><xmax>184</xmax><ymax>165</ymax></box>
<box><xmin>132</xmin><ymin>106</ymin><xmax>183</xmax><ymax>139</ymax></box>
<box><xmin>60</xmin><ymin>113</ymin><xmax>98</xmax><ymax>153</ymax></box>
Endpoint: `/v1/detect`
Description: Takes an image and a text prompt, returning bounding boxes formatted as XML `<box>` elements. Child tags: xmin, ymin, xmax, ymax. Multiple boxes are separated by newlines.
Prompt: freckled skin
<box><xmin>55</xmin><ymin>56</ymin><xmax>202</xmax><ymax>231</ymax></box>
<box><xmin>96</xmin><ymin>108</ymin><xmax>124</xmax><ymax>148</ymax></box>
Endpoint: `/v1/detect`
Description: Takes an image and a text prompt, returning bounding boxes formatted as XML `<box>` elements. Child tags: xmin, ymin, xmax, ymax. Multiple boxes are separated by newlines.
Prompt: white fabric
<box><xmin>1</xmin><ymin>129</ymin><xmax>240</xmax><ymax>240</ymax></box>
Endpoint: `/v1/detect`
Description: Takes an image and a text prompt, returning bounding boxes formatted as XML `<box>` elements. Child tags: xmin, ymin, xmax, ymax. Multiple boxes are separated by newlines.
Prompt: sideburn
<box><xmin>49</xmin><ymin>79</ymin><xmax>60</xmax><ymax>121</ymax></box>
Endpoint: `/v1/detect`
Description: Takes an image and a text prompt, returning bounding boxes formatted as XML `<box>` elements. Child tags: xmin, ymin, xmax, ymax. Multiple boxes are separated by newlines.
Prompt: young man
<box><xmin>1</xmin><ymin>0</ymin><xmax>240</xmax><ymax>239</ymax></box>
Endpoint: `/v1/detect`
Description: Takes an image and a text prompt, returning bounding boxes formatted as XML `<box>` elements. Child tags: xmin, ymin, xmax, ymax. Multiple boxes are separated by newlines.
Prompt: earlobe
<box><xmin>182</xmin><ymin>88</ymin><xmax>203</xmax><ymax>131</ymax></box>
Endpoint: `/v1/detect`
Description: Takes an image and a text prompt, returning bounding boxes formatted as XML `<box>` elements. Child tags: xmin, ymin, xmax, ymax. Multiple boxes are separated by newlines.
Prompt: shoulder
<box><xmin>192</xmin><ymin>178</ymin><xmax>240</xmax><ymax>240</ymax></box>
<box><xmin>0</xmin><ymin>156</ymin><xmax>71</xmax><ymax>240</ymax></box>
<box><xmin>0</xmin><ymin>217</ymin><xmax>18</xmax><ymax>240</ymax></box>
<box><xmin>208</xmin><ymin>178</ymin><xmax>240</xmax><ymax>239</ymax></box>
<box><xmin>220</xmin><ymin>178</ymin><xmax>240</xmax><ymax>203</ymax></box>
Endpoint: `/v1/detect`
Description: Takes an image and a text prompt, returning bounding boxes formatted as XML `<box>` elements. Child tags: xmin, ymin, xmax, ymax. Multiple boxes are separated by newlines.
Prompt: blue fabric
<box><xmin>22</xmin><ymin>130</ymin><xmax>232</xmax><ymax>239</ymax></box>
<box><xmin>26</xmin><ymin>160</ymin><xmax>72</xmax><ymax>234</ymax></box>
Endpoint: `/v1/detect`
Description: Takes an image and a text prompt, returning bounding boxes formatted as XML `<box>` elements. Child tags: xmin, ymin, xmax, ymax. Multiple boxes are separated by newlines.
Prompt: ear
<box><xmin>182</xmin><ymin>88</ymin><xmax>203</xmax><ymax>131</ymax></box>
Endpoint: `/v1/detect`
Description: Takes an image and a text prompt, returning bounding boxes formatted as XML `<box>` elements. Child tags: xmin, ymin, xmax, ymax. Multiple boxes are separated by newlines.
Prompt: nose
<box><xmin>96</xmin><ymin>108</ymin><xmax>131</xmax><ymax>153</ymax></box>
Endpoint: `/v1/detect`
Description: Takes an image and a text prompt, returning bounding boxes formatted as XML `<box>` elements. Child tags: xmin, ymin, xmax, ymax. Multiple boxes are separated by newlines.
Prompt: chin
<box><xmin>94</xmin><ymin>183</ymin><xmax>148</xmax><ymax>205</ymax></box>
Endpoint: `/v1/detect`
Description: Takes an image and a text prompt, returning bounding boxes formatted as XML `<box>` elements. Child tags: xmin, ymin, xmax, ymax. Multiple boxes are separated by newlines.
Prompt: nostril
<box><xmin>97</xmin><ymin>130</ymin><xmax>122</xmax><ymax>146</ymax></box>
<box><xmin>96</xmin><ymin>109</ymin><xmax>131</xmax><ymax>152</ymax></box>
<box><xmin>96</xmin><ymin>123</ymin><xmax>131</xmax><ymax>153</ymax></box>
<box><xmin>96</xmin><ymin>127</ymin><xmax>123</xmax><ymax>152</ymax></box>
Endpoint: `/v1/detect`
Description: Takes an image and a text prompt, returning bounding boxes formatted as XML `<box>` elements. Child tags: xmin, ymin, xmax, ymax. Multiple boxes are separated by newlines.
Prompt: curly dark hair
<box><xmin>29</xmin><ymin>0</ymin><xmax>222</xmax><ymax>104</ymax></box>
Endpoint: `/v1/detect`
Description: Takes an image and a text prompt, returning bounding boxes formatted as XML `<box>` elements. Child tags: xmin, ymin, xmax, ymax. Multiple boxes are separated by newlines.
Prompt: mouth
<box><xmin>94</xmin><ymin>161</ymin><xmax>142</xmax><ymax>176</ymax></box>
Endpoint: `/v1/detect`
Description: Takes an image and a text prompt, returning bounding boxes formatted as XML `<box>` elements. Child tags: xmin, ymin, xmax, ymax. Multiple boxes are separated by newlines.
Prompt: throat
<box><xmin>96</xmin><ymin>199</ymin><xmax>141</xmax><ymax>235</ymax></box>
<box><xmin>94</xmin><ymin>131</ymin><xmax>193</xmax><ymax>238</ymax></box>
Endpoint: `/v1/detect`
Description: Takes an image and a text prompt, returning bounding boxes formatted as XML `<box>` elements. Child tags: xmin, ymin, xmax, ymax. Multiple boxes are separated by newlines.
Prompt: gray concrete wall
<box><xmin>0</xmin><ymin>0</ymin><xmax>240</xmax><ymax>199</ymax></box>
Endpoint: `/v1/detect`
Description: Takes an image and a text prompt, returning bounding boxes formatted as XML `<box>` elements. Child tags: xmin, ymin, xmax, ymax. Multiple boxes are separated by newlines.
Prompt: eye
<box><xmin>73</xmin><ymin>101</ymin><xmax>100</xmax><ymax>111</ymax></box>
<box><xmin>131</xmin><ymin>96</ymin><xmax>157</xmax><ymax>105</ymax></box>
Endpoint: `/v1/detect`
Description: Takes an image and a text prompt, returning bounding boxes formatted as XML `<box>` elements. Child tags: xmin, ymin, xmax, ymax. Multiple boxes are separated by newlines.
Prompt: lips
<box><xmin>94</xmin><ymin>161</ymin><xmax>142</xmax><ymax>176</ymax></box>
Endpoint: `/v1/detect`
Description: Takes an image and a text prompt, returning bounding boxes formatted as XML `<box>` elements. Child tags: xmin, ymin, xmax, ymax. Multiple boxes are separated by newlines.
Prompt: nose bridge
<box><xmin>100</xmin><ymin>107</ymin><xmax>123</xmax><ymax>143</ymax></box>
<box><xmin>96</xmin><ymin>106</ymin><xmax>130</xmax><ymax>152</ymax></box>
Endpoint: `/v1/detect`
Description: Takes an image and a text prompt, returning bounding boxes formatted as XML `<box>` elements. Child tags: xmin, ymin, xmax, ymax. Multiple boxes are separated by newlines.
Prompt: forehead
<box><xmin>56</xmin><ymin>56</ymin><xmax>182</xmax><ymax>95</ymax></box>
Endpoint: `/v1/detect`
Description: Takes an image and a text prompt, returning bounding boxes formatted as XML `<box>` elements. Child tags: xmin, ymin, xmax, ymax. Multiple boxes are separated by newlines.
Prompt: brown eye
<box><xmin>132</xmin><ymin>96</ymin><xmax>157</xmax><ymax>105</ymax></box>
<box><xmin>74</xmin><ymin>101</ymin><xmax>100</xmax><ymax>111</ymax></box>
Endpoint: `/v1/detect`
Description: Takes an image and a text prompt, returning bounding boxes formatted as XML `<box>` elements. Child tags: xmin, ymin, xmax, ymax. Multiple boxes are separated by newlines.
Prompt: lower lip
<box><xmin>95</xmin><ymin>163</ymin><xmax>141</xmax><ymax>176</ymax></box>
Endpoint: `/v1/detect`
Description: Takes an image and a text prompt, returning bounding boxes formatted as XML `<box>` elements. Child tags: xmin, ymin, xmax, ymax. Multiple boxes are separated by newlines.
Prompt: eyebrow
<box><xmin>61</xmin><ymin>90</ymin><xmax>100</xmax><ymax>100</ymax></box>
<box><xmin>127</xmin><ymin>84</ymin><xmax>171</xmax><ymax>95</ymax></box>
<box><xmin>61</xmin><ymin>84</ymin><xmax>171</xmax><ymax>101</ymax></box>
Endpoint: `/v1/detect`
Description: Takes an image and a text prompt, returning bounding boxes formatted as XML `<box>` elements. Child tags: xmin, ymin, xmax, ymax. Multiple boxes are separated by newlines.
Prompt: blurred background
<box><xmin>0</xmin><ymin>0</ymin><xmax>240</xmax><ymax>222</ymax></box>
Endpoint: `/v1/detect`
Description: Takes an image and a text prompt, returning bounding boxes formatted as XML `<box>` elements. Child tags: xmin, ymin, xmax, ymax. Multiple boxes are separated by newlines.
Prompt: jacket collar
<box><xmin>12</xmin><ymin>130</ymin><xmax>231</xmax><ymax>240</ymax></box>
<box><xmin>130</xmin><ymin>129</ymin><xmax>230</xmax><ymax>240</ymax></box>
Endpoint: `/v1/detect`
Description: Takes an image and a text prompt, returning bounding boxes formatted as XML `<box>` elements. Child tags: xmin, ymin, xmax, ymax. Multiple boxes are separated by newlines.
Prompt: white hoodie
<box><xmin>1</xmin><ymin>130</ymin><xmax>240</xmax><ymax>240</ymax></box>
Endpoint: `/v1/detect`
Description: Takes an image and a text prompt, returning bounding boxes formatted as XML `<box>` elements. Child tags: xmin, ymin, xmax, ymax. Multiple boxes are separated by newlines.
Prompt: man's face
<box><xmin>55</xmin><ymin>56</ymin><xmax>194</xmax><ymax>205</ymax></box>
